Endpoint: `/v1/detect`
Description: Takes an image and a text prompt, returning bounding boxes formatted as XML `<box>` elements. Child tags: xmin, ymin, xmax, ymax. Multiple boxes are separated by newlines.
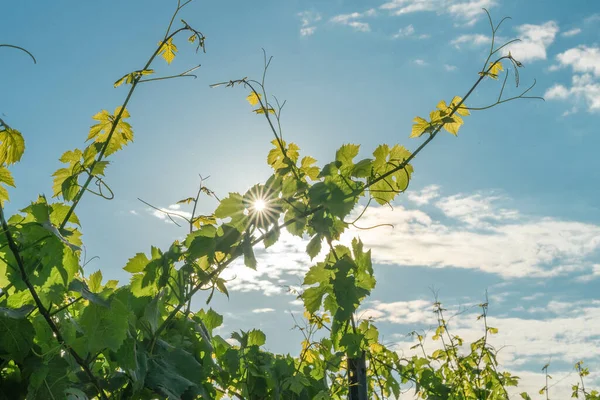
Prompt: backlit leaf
<box><xmin>158</xmin><ymin>38</ymin><xmax>178</xmax><ymax>64</ymax></box>
<box><xmin>0</xmin><ymin>127</ymin><xmax>25</xmax><ymax>166</ymax></box>
<box><xmin>246</xmin><ymin>92</ymin><xmax>262</xmax><ymax>106</ymax></box>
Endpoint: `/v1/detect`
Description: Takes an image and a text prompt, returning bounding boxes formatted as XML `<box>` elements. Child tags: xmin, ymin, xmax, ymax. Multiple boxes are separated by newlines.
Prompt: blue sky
<box><xmin>2</xmin><ymin>0</ymin><xmax>600</xmax><ymax>396</ymax></box>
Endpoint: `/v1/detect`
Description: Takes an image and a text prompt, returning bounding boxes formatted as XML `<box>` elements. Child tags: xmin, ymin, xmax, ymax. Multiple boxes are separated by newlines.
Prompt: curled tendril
<box><xmin>0</xmin><ymin>44</ymin><xmax>36</xmax><ymax>64</ymax></box>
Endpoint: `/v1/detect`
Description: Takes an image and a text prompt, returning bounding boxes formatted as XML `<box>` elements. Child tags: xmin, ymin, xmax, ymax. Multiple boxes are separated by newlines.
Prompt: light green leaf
<box><xmin>0</xmin><ymin>127</ymin><xmax>25</xmax><ymax>165</ymax></box>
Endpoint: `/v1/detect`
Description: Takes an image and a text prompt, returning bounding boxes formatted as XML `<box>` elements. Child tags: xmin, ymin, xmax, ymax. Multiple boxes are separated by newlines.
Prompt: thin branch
<box><xmin>139</xmin><ymin>64</ymin><xmax>201</xmax><ymax>83</ymax></box>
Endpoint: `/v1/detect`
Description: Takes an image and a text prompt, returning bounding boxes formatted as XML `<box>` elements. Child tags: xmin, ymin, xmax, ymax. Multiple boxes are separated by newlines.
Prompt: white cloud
<box><xmin>504</xmin><ymin>21</ymin><xmax>559</xmax><ymax>63</ymax></box>
<box><xmin>380</xmin><ymin>0</ymin><xmax>496</xmax><ymax>26</ymax></box>
<box><xmin>208</xmin><ymin>188</ymin><xmax>600</xmax><ymax>297</ymax></box>
<box><xmin>446</xmin><ymin>0</ymin><xmax>497</xmax><ymax>26</ymax></box>
<box><xmin>555</xmin><ymin>46</ymin><xmax>600</xmax><ymax>77</ymax></box>
<box><xmin>145</xmin><ymin>203</ymin><xmax>193</xmax><ymax>224</ymax></box>
<box><xmin>252</xmin><ymin>308</ymin><xmax>276</xmax><ymax>313</ymax></box>
<box><xmin>298</xmin><ymin>11</ymin><xmax>321</xmax><ymax>36</ymax></box>
<box><xmin>392</xmin><ymin>24</ymin><xmax>430</xmax><ymax>39</ymax></box>
<box><xmin>407</xmin><ymin>184</ymin><xmax>441</xmax><ymax>205</ymax></box>
<box><xmin>545</xmin><ymin>46</ymin><xmax>600</xmax><ymax>113</ymax></box>
<box><xmin>413</xmin><ymin>59</ymin><xmax>428</xmax><ymax>66</ymax></box>
<box><xmin>339</xmin><ymin>192</ymin><xmax>600</xmax><ymax>279</ymax></box>
<box><xmin>444</xmin><ymin>64</ymin><xmax>457</xmax><ymax>71</ymax></box>
<box><xmin>451</xmin><ymin>21</ymin><xmax>558</xmax><ymax>63</ymax></box>
<box><xmin>330</xmin><ymin>9</ymin><xmax>376</xmax><ymax>32</ymax></box>
<box><xmin>434</xmin><ymin>193</ymin><xmax>519</xmax><ymax>228</ymax></box>
<box><xmin>300</xmin><ymin>26</ymin><xmax>317</xmax><ymax>37</ymax></box>
<box><xmin>450</xmin><ymin>33</ymin><xmax>490</xmax><ymax>49</ymax></box>
<box><xmin>561</xmin><ymin>28</ymin><xmax>581</xmax><ymax>37</ymax></box>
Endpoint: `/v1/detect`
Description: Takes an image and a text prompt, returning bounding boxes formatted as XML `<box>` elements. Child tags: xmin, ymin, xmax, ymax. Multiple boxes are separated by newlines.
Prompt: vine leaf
<box><xmin>114</xmin><ymin>69</ymin><xmax>155</xmax><ymax>88</ymax></box>
<box><xmin>158</xmin><ymin>38</ymin><xmax>178</xmax><ymax>64</ymax></box>
<box><xmin>87</xmin><ymin>107</ymin><xmax>134</xmax><ymax>157</ymax></box>
<box><xmin>0</xmin><ymin>166</ymin><xmax>15</xmax><ymax>204</ymax></box>
<box><xmin>0</xmin><ymin>315</ymin><xmax>34</xmax><ymax>362</ymax></box>
<box><xmin>246</xmin><ymin>92</ymin><xmax>262</xmax><ymax>106</ymax></box>
<box><xmin>74</xmin><ymin>297</ymin><xmax>129</xmax><ymax>355</ymax></box>
<box><xmin>0</xmin><ymin>127</ymin><xmax>25</xmax><ymax>166</ymax></box>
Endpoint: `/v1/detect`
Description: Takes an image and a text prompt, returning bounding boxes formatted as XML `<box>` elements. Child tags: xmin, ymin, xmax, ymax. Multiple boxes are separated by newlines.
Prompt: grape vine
<box><xmin>0</xmin><ymin>2</ymin><xmax>597</xmax><ymax>400</ymax></box>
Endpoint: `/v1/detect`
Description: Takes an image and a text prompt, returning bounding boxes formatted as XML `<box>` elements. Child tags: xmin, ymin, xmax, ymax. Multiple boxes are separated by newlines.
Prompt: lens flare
<box><xmin>253</xmin><ymin>199</ymin><xmax>267</xmax><ymax>212</ymax></box>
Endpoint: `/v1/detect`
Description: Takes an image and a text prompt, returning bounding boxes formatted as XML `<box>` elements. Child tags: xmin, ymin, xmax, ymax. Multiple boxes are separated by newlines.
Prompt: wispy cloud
<box><xmin>561</xmin><ymin>27</ymin><xmax>581</xmax><ymax>37</ymax></box>
<box><xmin>451</xmin><ymin>33</ymin><xmax>490</xmax><ymax>49</ymax></box>
<box><xmin>545</xmin><ymin>46</ymin><xmax>600</xmax><ymax>113</ymax></box>
<box><xmin>139</xmin><ymin>203</ymin><xmax>192</xmax><ymax>224</ymax></box>
<box><xmin>330</xmin><ymin>9</ymin><xmax>376</xmax><ymax>32</ymax></box>
<box><xmin>413</xmin><ymin>59</ymin><xmax>428</xmax><ymax>66</ymax></box>
<box><xmin>407</xmin><ymin>184</ymin><xmax>441</xmax><ymax>205</ymax></box>
<box><xmin>298</xmin><ymin>11</ymin><xmax>321</xmax><ymax>36</ymax></box>
<box><xmin>392</xmin><ymin>24</ymin><xmax>430</xmax><ymax>39</ymax></box>
<box><xmin>252</xmin><ymin>308</ymin><xmax>276</xmax><ymax>313</ymax></box>
<box><xmin>444</xmin><ymin>64</ymin><xmax>457</xmax><ymax>71</ymax></box>
<box><xmin>380</xmin><ymin>0</ymin><xmax>497</xmax><ymax>26</ymax></box>
<box><xmin>451</xmin><ymin>21</ymin><xmax>559</xmax><ymax>63</ymax></box>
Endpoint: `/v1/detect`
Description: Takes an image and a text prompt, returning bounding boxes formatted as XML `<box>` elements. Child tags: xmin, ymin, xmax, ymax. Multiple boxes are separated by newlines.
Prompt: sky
<box><xmin>2</xmin><ymin>0</ymin><xmax>600</xmax><ymax>397</ymax></box>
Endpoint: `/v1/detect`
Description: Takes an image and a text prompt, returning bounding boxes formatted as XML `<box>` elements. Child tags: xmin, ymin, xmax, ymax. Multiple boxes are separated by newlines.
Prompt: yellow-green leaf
<box><xmin>0</xmin><ymin>167</ymin><xmax>15</xmax><ymax>188</ymax></box>
<box><xmin>253</xmin><ymin>107</ymin><xmax>276</xmax><ymax>114</ymax></box>
<box><xmin>88</xmin><ymin>270</ymin><xmax>103</xmax><ymax>293</ymax></box>
<box><xmin>246</xmin><ymin>92</ymin><xmax>262</xmax><ymax>106</ymax></box>
<box><xmin>410</xmin><ymin>116</ymin><xmax>430</xmax><ymax>138</ymax></box>
<box><xmin>450</xmin><ymin>96</ymin><xmax>470</xmax><ymax>116</ymax></box>
<box><xmin>488</xmin><ymin>61</ymin><xmax>503</xmax><ymax>79</ymax></box>
<box><xmin>158</xmin><ymin>38</ymin><xmax>178</xmax><ymax>64</ymax></box>
<box><xmin>0</xmin><ymin>128</ymin><xmax>25</xmax><ymax>166</ymax></box>
<box><xmin>86</xmin><ymin>107</ymin><xmax>134</xmax><ymax>157</ymax></box>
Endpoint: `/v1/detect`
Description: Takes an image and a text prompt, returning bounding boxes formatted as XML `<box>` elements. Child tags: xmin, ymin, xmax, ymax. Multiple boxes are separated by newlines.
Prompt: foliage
<box><xmin>0</xmin><ymin>3</ymin><xmax>596</xmax><ymax>400</ymax></box>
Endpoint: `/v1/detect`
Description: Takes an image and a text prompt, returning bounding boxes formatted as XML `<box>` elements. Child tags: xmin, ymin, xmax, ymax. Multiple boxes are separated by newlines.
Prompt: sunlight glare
<box><xmin>253</xmin><ymin>199</ymin><xmax>267</xmax><ymax>212</ymax></box>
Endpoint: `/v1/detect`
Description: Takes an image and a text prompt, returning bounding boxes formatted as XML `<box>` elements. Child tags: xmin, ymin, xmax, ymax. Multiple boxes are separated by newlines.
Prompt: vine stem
<box><xmin>0</xmin><ymin>205</ymin><xmax>109</xmax><ymax>400</ymax></box>
<box><xmin>59</xmin><ymin>25</ymin><xmax>190</xmax><ymax>230</ymax></box>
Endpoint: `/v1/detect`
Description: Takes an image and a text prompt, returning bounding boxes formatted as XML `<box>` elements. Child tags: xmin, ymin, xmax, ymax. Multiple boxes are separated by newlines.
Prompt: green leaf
<box><xmin>68</xmin><ymin>279</ymin><xmax>110</xmax><ymax>308</ymax></box>
<box><xmin>142</xmin><ymin>291</ymin><xmax>163</xmax><ymax>335</ymax></box>
<box><xmin>27</xmin><ymin>356</ymin><xmax>71</xmax><ymax>400</ymax></box>
<box><xmin>0</xmin><ymin>127</ymin><xmax>25</xmax><ymax>166</ymax></box>
<box><xmin>243</xmin><ymin>239</ymin><xmax>257</xmax><ymax>269</ymax></box>
<box><xmin>306</xmin><ymin>234</ymin><xmax>322</xmax><ymax>260</ymax></box>
<box><xmin>214</xmin><ymin>192</ymin><xmax>244</xmax><ymax>219</ymax></box>
<box><xmin>0</xmin><ymin>315</ymin><xmax>34</xmax><ymax>362</ymax></box>
<box><xmin>75</xmin><ymin>296</ymin><xmax>129</xmax><ymax>355</ymax></box>
<box><xmin>351</xmin><ymin>158</ymin><xmax>373</xmax><ymax>178</ymax></box>
<box><xmin>302</xmin><ymin>285</ymin><xmax>328</xmax><ymax>313</ymax></box>
<box><xmin>86</xmin><ymin>107</ymin><xmax>134</xmax><ymax>157</ymax></box>
<box><xmin>303</xmin><ymin>262</ymin><xmax>332</xmax><ymax>286</ymax></box>
<box><xmin>0</xmin><ymin>166</ymin><xmax>15</xmax><ymax>187</ymax></box>
<box><xmin>198</xmin><ymin>308</ymin><xmax>223</xmax><ymax>334</ymax></box>
<box><xmin>300</xmin><ymin>156</ymin><xmax>319</xmax><ymax>180</ymax></box>
<box><xmin>88</xmin><ymin>270</ymin><xmax>102</xmax><ymax>292</ymax></box>
<box><xmin>0</xmin><ymin>305</ymin><xmax>34</xmax><ymax>319</ymax></box>
<box><xmin>146</xmin><ymin>340</ymin><xmax>209</xmax><ymax>398</ymax></box>
<box><xmin>124</xmin><ymin>252</ymin><xmax>150</xmax><ymax>273</ymax></box>
<box><xmin>247</xmin><ymin>329</ymin><xmax>266</xmax><ymax>347</ymax></box>
<box><xmin>263</xmin><ymin>225</ymin><xmax>280</xmax><ymax>248</ymax></box>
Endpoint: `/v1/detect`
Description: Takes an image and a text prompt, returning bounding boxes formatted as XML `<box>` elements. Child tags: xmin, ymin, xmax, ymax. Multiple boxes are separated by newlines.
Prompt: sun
<box><xmin>253</xmin><ymin>198</ymin><xmax>267</xmax><ymax>212</ymax></box>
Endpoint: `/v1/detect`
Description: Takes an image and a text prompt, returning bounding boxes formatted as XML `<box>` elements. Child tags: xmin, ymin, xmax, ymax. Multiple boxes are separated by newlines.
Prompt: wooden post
<box><xmin>347</xmin><ymin>351</ymin><xmax>368</xmax><ymax>400</ymax></box>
